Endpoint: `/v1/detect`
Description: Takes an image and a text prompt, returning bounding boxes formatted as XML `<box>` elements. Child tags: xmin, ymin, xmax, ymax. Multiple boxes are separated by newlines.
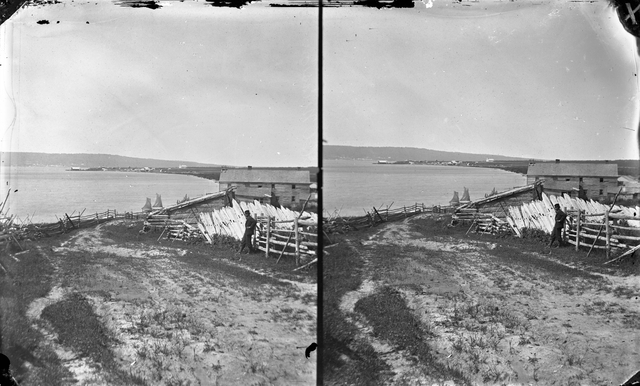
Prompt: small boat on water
<box><xmin>450</xmin><ymin>191</ymin><xmax>460</xmax><ymax>206</ymax></box>
<box><xmin>177</xmin><ymin>194</ymin><xmax>190</xmax><ymax>205</ymax></box>
<box><xmin>142</xmin><ymin>198</ymin><xmax>152</xmax><ymax>212</ymax></box>
<box><xmin>152</xmin><ymin>193</ymin><xmax>163</xmax><ymax>209</ymax></box>
<box><xmin>460</xmin><ymin>187</ymin><xmax>471</xmax><ymax>204</ymax></box>
<box><xmin>485</xmin><ymin>187</ymin><xmax>498</xmax><ymax>198</ymax></box>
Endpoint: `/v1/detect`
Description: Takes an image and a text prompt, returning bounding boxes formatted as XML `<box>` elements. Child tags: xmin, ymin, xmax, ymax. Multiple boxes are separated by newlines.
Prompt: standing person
<box><xmin>238</xmin><ymin>210</ymin><xmax>257</xmax><ymax>254</ymax></box>
<box><xmin>549</xmin><ymin>203</ymin><xmax>567</xmax><ymax>248</ymax></box>
<box><xmin>0</xmin><ymin>353</ymin><xmax>19</xmax><ymax>386</ymax></box>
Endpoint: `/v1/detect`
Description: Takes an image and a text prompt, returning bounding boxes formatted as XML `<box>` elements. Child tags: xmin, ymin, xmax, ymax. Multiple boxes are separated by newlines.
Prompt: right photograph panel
<box><xmin>322</xmin><ymin>1</ymin><xmax>640</xmax><ymax>384</ymax></box>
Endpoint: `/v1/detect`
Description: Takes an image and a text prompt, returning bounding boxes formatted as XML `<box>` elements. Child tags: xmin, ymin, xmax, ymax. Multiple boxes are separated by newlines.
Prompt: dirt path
<box><xmin>26</xmin><ymin>222</ymin><xmax>317</xmax><ymax>385</ymax></box>
<box><xmin>338</xmin><ymin>215</ymin><xmax>640</xmax><ymax>385</ymax></box>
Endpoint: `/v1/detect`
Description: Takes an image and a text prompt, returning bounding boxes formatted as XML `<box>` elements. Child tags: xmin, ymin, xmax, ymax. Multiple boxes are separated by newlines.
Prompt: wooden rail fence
<box><xmin>454</xmin><ymin>209</ymin><xmax>513</xmax><ymax>236</ymax></box>
<box><xmin>493</xmin><ymin>192</ymin><xmax>640</xmax><ymax>263</ymax></box>
<box><xmin>1</xmin><ymin>208</ymin><xmax>147</xmax><ymax>249</ymax></box>
<box><xmin>256</xmin><ymin>216</ymin><xmax>318</xmax><ymax>266</ymax></box>
<box><xmin>324</xmin><ymin>203</ymin><xmax>452</xmax><ymax>234</ymax></box>
<box><xmin>34</xmin><ymin>209</ymin><xmax>147</xmax><ymax>237</ymax></box>
<box><xmin>564</xmin><ymin>210</ymin><xmax>640</xmax><ymax>262</ymax></box>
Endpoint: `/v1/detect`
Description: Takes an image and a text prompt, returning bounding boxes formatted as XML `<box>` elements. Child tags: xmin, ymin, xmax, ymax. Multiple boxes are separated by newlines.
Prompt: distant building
<box><xmin>178</xmin><ymin>165</ymin><xmax>188</xmax><ymax>169</ymax></box>
<box><xmin>526</xmin><ymin>160</ymin><xmax>619</xmax><ymax>200</ymax></box>
<box><xmin>486</xmin><ymin>158</ymin><xmax>495</xmax><ymax>163</ymax></box>
<box><xmin>618</xmin><ymin>175</ymin><xmax>640</xmax><ymax>200</ymax></box>
<box><xmin>218</xmin><ymin>167</ymin><xmax>312</xmax><ymax>209</ymax></box>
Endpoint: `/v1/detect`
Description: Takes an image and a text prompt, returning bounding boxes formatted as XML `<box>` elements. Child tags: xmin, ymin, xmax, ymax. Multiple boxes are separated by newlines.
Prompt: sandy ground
<box><xmin>25</xmin><ymin>221</ymin><xmax>317</xmax><ymax>385</ymax></box>
<box><xmin>338</xmin><ymin>215</ymin><xmax>640</xmax><ymax>385</ymax></box>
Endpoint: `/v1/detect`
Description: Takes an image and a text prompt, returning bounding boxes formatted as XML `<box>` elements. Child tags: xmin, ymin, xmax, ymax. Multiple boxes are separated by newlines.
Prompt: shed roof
<box><xmin>150</xmin><ymin>190</ymin><xmax>229</xmax><ymax>215</ymax></box>
<box><xmin>527</xmin><ymin>163</ymin><xmax>618</xmax><ymax>177</ymax></box>
<box><xmin>219</xmin><ymin>168</ymin><xmax>311</xmax><ymax>184</ymax></box>
<box><xmin>619</xmin><ymin>175</ymin><xmax>640</xmax><ymax>187</ymax></box>
<box><xmin>456</xmin><ymin>181</ymin><xmax>542</xmax><ymax>211</ymax></box>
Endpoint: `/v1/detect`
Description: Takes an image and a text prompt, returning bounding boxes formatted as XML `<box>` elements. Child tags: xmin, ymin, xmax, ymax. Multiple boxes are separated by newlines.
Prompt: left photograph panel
<box><xmin>0</xmin><ymin>1</ymin><xmax>318</xmax><ymax>384</ymax></box>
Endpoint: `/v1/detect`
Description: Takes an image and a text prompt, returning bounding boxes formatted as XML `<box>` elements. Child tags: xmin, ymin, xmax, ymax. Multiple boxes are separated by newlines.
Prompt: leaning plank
<box><xmin>604</xmin><ymin>243</ymin><xmax>640</xmax><ymax>265</ymax></box>
<box><xmin>566</xmin><ymin>239</ymin><xmax>608</xmax><ymax>249</ymax></box>
<box><xmin>257</xmin><ymin>245</ymin><xmax>297</xmax><ymax>257</ymax></box>
<box><xmin>293</xmin><ymin>258</ymin><xmax>317</xmax><ymax>271</ymax></box>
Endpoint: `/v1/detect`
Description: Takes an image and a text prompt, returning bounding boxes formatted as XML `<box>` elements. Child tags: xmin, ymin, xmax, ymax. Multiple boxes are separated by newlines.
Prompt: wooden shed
<box><xmin>146</xmin><ymin>190</ymin><xmax>233</xmax><ymax>230</ymax></box>
<box><xmin>527</xmin><ymin>161</ymin><xmax>619</xmax><ymax>200</ymax></box>
<box><xmin>218</xmin><ymin>167</ymin><xmax>311</xmax><ymax>209</ymax></box>
<box><xmin>618</xmin><ymin>175</ymin><xmax>640</xmax><ymax>200</ymax></box>
<box><xmin>455</xmin><ymin>181</ymin><xmax>544</xmax><ymax>220</ymax></box>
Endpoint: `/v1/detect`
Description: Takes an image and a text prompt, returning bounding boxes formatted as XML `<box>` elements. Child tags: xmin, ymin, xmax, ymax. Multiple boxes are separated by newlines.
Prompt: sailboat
<box><xmin>460</xmin><ymin>187</ymin><xmax>471</xmax><ymax>204</ymax></box>
<box><xmin>152</xmin><ymin>193</ymin><xmax>163</xmax><ymax>209</ymax></box>
<box><xmin>449</xmin><ymin>191</ymin><xmax>460</xmax><ymax>206</ymax></box>
<box><xmin>485</xmin><ymin>187</ymin><xmax>498</xmax><ymax>198</ymax></box>
<box><xmin>177</xmin><ymin>194</ymin><xmax>190</xmax><ymax>205</ymax></box>
<box><xmin>142</xmin><ymin>198</ymin><xmax>152</xmax><ymax>212</ymax></box>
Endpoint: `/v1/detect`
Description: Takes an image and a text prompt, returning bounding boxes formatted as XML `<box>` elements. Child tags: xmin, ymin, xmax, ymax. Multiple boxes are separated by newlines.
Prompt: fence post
<box><xmin>575</xmin><ymin>210</ymin><xmax>581</xmax><ymax>251</ymax></box>
<box><xmin>294</xmin><ymin>218</ymin><xmax>300</xmax><ymax>266</ymax></box>
<box><xmin>266</xmin><ymin>216</ymin><xmax>271</xmax><ymax>258</ymax></box>
<box><xmin>605</xmin><ymin>211</ymin><xmax>610</xmax><ymax>259</ymax></box>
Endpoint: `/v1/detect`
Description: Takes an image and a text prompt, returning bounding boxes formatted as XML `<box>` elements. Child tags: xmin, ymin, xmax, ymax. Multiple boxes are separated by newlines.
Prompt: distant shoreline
<box><xmin>62</xmin><ymin>166</ymin><xmax>320</xmax><ymax>183</ymax></box>
<box><xmin>369</xmin><ymin>161</ymin><xmax>528</xmax><ymax>176</ymax></box>
<box><xmin>324</xmin><ymin>158</ymin><xmax>529</xmax><ymax>176</ymax></box>
<box><xmin>325</xmin><ymin>158</ymin><xmax>640</xmax><ymax>177</ymax></box>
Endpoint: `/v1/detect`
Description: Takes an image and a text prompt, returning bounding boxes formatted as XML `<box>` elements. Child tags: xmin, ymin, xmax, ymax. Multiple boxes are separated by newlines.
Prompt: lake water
<box><xmin>1</xmin><ymin>166</ymin><xmax>219</xmax><ymax>224</ymax></box>
<box><xmin>323</xmin><ymin>159</ymin><xmax>527</xmax><ymax>217</ymax></box>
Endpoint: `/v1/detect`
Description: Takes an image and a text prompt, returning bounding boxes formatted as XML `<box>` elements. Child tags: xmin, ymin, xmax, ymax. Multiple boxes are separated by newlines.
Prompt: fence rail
<box><xmin>256</xmin><ymin>216</ymin><xmax>317</xmax><ymax>266</ymax></box>
<box><xmin>477</xmin><ymin>192</ymin><xmax>640</xmax><ymax>263</ymax></box>
<box><xmin>563</xmin><ymin>210</ymin><xmax>640</xmax><ymax>261</ymax></box>
<box><xmin>324</xmin><ymin>203</ymin><xmax>453</xmax><ymax>234</ymax></box>
<box><xmin>1</xmin><ymin>208</ymin><xmax>147</xmax><ymax>249</ymax></box>
<box><xmin>33</xmin><ymin>209</ymin><xmax>147</xmax><ymax>237</ymax></box>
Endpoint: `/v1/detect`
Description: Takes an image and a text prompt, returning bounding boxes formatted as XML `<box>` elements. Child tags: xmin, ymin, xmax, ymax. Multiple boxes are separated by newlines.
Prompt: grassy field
<box><xmin>1</xmin><ymin>219</ymin><xmax>317</xmax><ymax>385</ymax></box>
<box><xmin>323</xmin><ymin>214</ymin><xmax>640</xmax><ymax>385</ymax></box>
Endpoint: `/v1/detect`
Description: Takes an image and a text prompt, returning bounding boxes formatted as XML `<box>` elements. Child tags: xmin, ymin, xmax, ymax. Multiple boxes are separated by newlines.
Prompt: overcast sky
<box><xmin>323</xmin><ymin>0</ymin><xmax>639</xmax><ymax>160</ymax></box>
<box><xmin>1</xmin><ymin>1</ymin><xmax>318</xmax><ymax>167</ymax></box>
<box><xmin>2</xmin><ymin>0</ymin><xmax>638</xmax><ymax>165</ymax></box>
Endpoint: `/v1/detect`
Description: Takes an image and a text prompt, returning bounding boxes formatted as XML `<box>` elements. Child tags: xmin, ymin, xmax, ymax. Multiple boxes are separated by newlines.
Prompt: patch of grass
<box><xmin>0</xmin><ymin>244</ymin><xmax>73</xmax><ymax>385</ymax></box>
<box><xmin>411</xmin><ymin>215</ymin><xmax>640</xmax><ymax>278</ymax></box>
<box><xmin>612</xmin><ymin>285</ymin><xmax>640</xmax><ymax>299</ymax></box>
<box><xmin>101</xmin><ymin>219</ymin><xmax>317</xmax><ymax>284</ymax></box>
<box><xmin>271</xmin><ymin>307</ymin><xmax>310</xmax><ymax>323</ymax></box>
<box><xmin>409</xmin><ymin>215</ymin><xmax>460</xmax><ymax>237</ymax></box>
<box><xmin>323</xmin><ymin>235</ymin><xmax>391</xmax><ymax>386</ymax></box>
<box><xmin>41</xmin><ymin>292</ymin><xmax>114</xmax><ymax>364</ymax></box>
<box><xmin>451</xmin><ymin>336</ymin><xmax>466</xmax><ymax>353</ymax></box>
<box><xmin>40</xmin><ymin>292</ymin><xmax>149</xmax><ymax>385</ymax></box>
<box><xmin>355</xmin><ymin>286</ymin><xmax>471</xmax><ymax>384</ymax></box>
<box><xmin>565</xmin><ymin>351</ymin><xmax>585</xmax><ymax>367</ymax></box>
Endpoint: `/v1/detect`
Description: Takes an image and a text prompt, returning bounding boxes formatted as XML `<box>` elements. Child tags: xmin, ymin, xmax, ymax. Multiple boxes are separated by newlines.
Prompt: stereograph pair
<box><xmin>1</xmin><ymin>0</ymin><xmax>640</xmax><ymax>385</ymax></box>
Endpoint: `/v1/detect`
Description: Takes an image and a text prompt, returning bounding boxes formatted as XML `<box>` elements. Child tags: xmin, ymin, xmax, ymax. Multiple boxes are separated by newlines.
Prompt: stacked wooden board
<box><xmin>198</xmin><ymin>199</ymin><xmax>317</xmax><ymax>242</ymax></box>
<box><xmin>507</xmin><ymin>193</ymin><xmax>640</xmax><ymax>234</ymax></box>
